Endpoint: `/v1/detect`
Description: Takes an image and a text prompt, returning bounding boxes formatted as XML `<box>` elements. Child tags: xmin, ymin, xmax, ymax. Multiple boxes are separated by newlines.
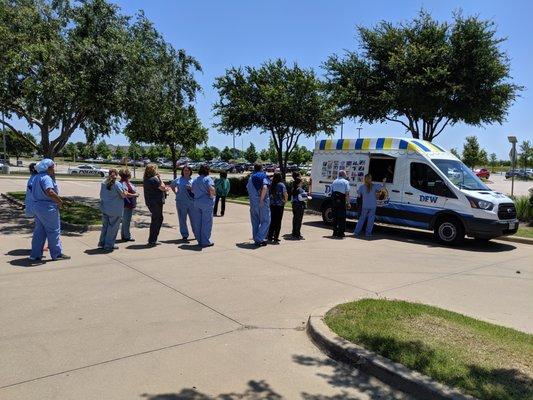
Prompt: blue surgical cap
<box><xmin>36</xmin><ymin>159</ymin><xmax>55</xmax><ymax>173</ymax></box>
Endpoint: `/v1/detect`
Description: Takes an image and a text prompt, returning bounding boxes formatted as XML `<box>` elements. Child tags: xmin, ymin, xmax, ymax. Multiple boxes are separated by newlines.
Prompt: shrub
<box><xmin>514</xmin><ymin>195</ymin><xmax>532</xmax><ymax>222</ymax></box>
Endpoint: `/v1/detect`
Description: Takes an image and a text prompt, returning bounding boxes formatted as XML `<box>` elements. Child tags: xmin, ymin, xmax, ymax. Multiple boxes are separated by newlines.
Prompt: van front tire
<box><xmin>434</xmin><ymin>217</ymin><xmax>464</xmax><ymax>245</ymax></box>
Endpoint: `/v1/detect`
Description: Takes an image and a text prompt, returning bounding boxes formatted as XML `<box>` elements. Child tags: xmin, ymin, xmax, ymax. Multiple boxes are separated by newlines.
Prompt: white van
<box><xmin>309</xmin><ymin>137</ymin><xmax>519</xmax><ymax>244</ymax></box>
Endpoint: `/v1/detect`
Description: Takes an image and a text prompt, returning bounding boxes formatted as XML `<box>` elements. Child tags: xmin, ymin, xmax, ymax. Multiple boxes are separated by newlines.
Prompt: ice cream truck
<box><xmin>308</xmin><ymin>137</ymin><xmax>519</xmax><ymax>244</ymax></box>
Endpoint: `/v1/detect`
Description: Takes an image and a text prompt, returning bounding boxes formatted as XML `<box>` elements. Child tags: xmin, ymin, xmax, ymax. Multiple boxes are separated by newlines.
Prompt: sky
<box><xmin>10</xmin><ymin>0</ymin><xmax>533</xmax><ymax>158</ymax></box>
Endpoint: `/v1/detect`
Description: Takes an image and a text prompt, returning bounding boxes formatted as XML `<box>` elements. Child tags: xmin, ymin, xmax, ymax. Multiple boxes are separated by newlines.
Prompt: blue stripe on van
<box><xmin>412</xmin><ymin>140</ymin><xmax>431</xmax><ymax>152</ymax></box>
<box><xmin>319</xmin><ymin>140</ymin><xmax>326</xmax><ymax>150</ymax></box>
<box><xmin>354</xmin><ymin>138</ymin><xmax>364</xmax><ymax>150</ymax></box>
<box><xmin>336</xmin><ymin>139</ymin><xmax>344</xmax><ymax>150</ymax></box>
<box><xmin>376</xmin><ymin>138</ymin><xmax>385</xmax><ymax>149</ymax></box>
<box><xmin>399</xmin><ymin>140</ymin><xmax>408</xmax><ymax>150</ymax></box>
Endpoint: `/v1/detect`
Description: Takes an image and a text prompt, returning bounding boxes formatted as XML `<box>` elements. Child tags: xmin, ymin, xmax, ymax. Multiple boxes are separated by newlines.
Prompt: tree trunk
<box><xmin>170</xmin><ymin>144</ymin><xmax>177</xmax><ymax>179</ymax></box>
<box><xmin>41</xmin><ymin>126</ymin><xmax>53</xmax><ymax>159</ymax></box>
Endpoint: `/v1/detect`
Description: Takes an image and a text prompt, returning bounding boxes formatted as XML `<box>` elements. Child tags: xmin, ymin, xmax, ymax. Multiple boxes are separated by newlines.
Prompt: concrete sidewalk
<box><xmin>1</xmin><ymin>178</ymin><xmax>531</xmax><ymax>400</ymax></box>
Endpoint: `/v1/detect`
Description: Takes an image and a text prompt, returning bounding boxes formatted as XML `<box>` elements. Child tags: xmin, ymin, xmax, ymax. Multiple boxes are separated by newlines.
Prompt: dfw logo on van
<box><xmin>419</xmin><ymin>195</ymin><xmax>438</xmax><ymax>203</ymax></box>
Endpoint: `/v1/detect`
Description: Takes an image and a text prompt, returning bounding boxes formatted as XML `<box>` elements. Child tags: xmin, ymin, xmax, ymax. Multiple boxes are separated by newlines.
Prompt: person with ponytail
<box><xmin>267</xmin><ymin>172</ymin><xmax>287</xmax><ymax>243</ymax></box>
<box><xmin>290</xmin><ymin>177</ymin><xmax>307</xmax><ymax>240</ymax></box>
<box><xmin>353</xmin><ymin>173</ymin><xmax>386</xmax><ymax>237</ymax></box>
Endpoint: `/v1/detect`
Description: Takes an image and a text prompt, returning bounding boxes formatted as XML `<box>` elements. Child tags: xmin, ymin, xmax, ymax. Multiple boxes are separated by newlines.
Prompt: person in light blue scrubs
<box><xmin>170</xmin><ymin>166</ymin><xmax>195</xmax><ymax>241</ymax></box>
<box><xmin>24</xmin><ymin>163</ymin><xmax>37</xmax><ymax>218</ymax></box>
<box><xmin>246</xmin><ymin>163</ymin><xmax>271</xmax><ymax>246</ymax></box>
<box><xmin>30</xmin><ymin>159</ymin><xmax>70</xmax><ymax>261</ymax></box>
<box><xmin>99</xmin><ymin>168</ymin><xmax>130</xmax><ymax>250</ymax></box>
<box><xmin>354</xmin><ymin>174</ymin><xmax>386</xmax><ymax>237</ymax></box>
<box><xmin>191</xmin><ymin>164</ymin><xmax>216</xmax><ymax>247</ymax></box>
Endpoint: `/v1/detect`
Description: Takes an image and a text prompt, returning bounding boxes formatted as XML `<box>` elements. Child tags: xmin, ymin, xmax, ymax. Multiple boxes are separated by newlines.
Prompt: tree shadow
<box><xmin>141</xmin><ymin>379</ymin><xmax>283</xmax><ymax>400</ymax></box>
<box><xmin>303</xmin><ymin>220</ymin><xmax>516</xmax><ymax>253</ymax></box>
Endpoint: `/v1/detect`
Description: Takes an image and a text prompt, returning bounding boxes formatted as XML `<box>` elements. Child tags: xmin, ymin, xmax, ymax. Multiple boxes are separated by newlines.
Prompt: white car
<box><xmin>68</xmin><ymin>164</ymin><xmax>108</xmax><ymax>177</ymax></box>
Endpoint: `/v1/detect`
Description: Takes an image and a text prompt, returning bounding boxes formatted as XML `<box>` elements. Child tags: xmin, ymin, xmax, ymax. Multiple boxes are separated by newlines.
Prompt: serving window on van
<box><xmin>368</xmin><ymin>156</ymin><xmax>395</xmax><ymax>183</ymax></box>
<box><xmin>410</xmin><ymin>162</ymin><xmax>456</xmax><ymax>198</ymax></box>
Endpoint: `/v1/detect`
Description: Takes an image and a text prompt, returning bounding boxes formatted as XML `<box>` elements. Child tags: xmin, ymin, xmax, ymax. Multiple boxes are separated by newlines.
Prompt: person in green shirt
<box><xmin>214</xmin><ymin>171</ymin><xmax>231</xmax><ymax>216</ymax></box>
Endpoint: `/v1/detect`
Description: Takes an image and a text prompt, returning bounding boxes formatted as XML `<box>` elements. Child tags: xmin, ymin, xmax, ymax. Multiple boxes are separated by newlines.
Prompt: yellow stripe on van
<box><xmin>424</xmin><ymin>141</ymin><xmax>443</xmax><ymax>153</ymax></box>
<box><xmin>325</xmin><ymin>140</ymin><xmax>335</xmax><ymax>150</ymax></box>
<box><xmin>407</xmin><ymin>142</ymin><xmax>418</xmax><ymax>152</ymax></box>
<box><xmin>361</xmin><ymin>138</ymin><xmax>371</xmax><ymax>150</ymax></box>
<box><xmin>342</xmin><ymin>139</ymin><xmax>352</xmax><ymax>150</ymax></box>
<box><xmin>383</xmin><ymin>138</ymin><xmax>393</xmax><ymax>150</ymax></box>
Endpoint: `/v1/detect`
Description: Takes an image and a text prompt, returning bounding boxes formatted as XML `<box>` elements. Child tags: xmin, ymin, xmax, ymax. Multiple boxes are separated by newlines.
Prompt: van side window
<box><xmin>369</xmin><ymin>157</ymin><xmax>396</xmax><ymax>183</ymax></box>
<box><xmin>410</xmin><ymin>163</ymin><xmax>456</xmax><ymax>198</ymax></box>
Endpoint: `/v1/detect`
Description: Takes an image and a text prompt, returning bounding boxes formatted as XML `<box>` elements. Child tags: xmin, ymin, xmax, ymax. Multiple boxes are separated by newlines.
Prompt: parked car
<box><xmin>67</xmin><ymin>164</ymin><xmax>108</xmax><ymax>177</ymax></box>
<box><xmin>505</xmin><ymin>169</ymin><xmax>529</xmax><ymax>180</ymax></box>
<box><xmin>475</xmin><ymin>168</ymin><xmax>490</xmax><ymax>179</ymax></box>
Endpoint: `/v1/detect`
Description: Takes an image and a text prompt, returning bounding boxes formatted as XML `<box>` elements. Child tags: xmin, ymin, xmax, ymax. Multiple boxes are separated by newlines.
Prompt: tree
<box><xmin>518</xmin><ymin>140</ymin><xmax>532</xmax><ymax>170</ymax></box>
<box><xmin>128</xmin><ymin>142</ymin><xmax>142</xmax><ymax>161</ymax></box>
<box><xmin>461</xmin><ymin>136</ymin><xmax>483</xmax><ymax>168</ymax></box>
<box><xmin>188</xmin><ymin>147</ymin><xmax>203</xmax><ymax>162</ymax></box>
<box><xmin>202</xmin><ymin>146</ymin><xmax>215</xmax><ymax>162</ymax></box>
<box><xmin>478</xmin><ymin>149</ymin><xmax>488</xmax><ymax>167</ymax></box>
<box><xmin>114</xmin><ymin>146</ymin><xmax>125</xmax><ymax>160</ymax></box>
<box><xmin>209</xmin><ymin>146</ymin><xmax>220</xmax><ymax>159</ymax></box>
<box><xmin>220</xmin><ymin>146</ymin><xmax>233</xmax><ymax>162</ymax></box>
<box><xmin>0</xmin><ymin>129</ymin><xmax>36</xmax><ymax>161</ymax></box>
<box><xmin>146</xmin><ymin>146</ymin><xmax>160</xmax><ymax>162</ymax></box>
<box><xmin>450</xmin><ymin>148</ymin><xmax>461</xmax><ymax>159</ymax></box>
<box><xmin>244</xmin><ymin>143</ymin><xmax>258</xmax><ymax>164</ymax></box>
<box><xmin>214</xmin><ymin>59</ymin><xmax>338</xmax><ymax>179</ymax></box>
<box><xmin>289</xmin><ymin>145</ymin><xmax>313</xmax><ymax>165</ymax></box>
<box><xmin>0</xmin><ymin>0</ymin><xmax>139</xmax><ymax>158</ymax></box>
<box><xmin>63</xmin><ymin>142</ymin><xmax>78</xmax><ymax>162</ymax></box>
<box><xmin>95</xmin><ymin>140</ymin><xmax>111</xmax><ymax>159</ymax></box>
<box><xmin>324</xmin><ymin>11</ymin><xmax>521</xmax><ymax>141</ymax></box>
<box><xmin>123</xmin><ymin>17</ymin><xmax>206</xmax><ymax>178</ymax></box>
<box><xmin>258</xmin><ymin>149</ymin><xmax>271</xmax><ymax>162</ymax></box>
<box><xmin>489</xmin><ymin>153</ymin><xmax>497</xmax><ymax>172</ymax></box>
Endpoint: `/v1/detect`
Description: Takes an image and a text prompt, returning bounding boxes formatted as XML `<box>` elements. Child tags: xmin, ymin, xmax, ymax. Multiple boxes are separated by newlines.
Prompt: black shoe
<box><xmin>147</xmin><ymin>242</ymin><xmax>158</xmax><ymax>247</ymax></box>
<box><xmin>259</xmin><ymin>241</ymin><xmax>268</xmax><ymax>247</ymax></box>
<box><xmin>54</xmin><ymin>254</ymin><xmax>71</xmax><ymax>261</ymax></box>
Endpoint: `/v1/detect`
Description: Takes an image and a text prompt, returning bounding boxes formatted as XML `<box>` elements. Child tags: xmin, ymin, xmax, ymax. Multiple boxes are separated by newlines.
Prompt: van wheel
<box><xmin>434</xmin><ymin>217</ymin><xmax>464</xmax><ymax>245</ymax></box>
<box><xmin>100</xmin><ymin>172</ymin><xmax>105</xmax><ymax>177</ymax></box>
<box><xmin>322</xmin><ymin>203</ymin><xmax>334</xmax><ymax>226</ymax></box>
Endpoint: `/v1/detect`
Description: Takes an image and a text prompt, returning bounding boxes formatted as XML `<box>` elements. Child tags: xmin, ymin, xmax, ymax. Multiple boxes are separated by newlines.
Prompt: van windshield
<box><xmin>433</xmin><ymin>159</ymin><xmax>490</xmax><ymax>191</ymax></box>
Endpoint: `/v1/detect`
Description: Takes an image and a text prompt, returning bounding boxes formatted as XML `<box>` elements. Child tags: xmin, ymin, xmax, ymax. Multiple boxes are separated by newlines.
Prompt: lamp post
<box><xmin>356</xmin><ymin>126</ymin><xmax>362</xmax><ymax>139</ymax></box>
<box><xmin>508</xmin><ymin>135</ymin><xmax>517</xmax><ymax>198</ymax></box>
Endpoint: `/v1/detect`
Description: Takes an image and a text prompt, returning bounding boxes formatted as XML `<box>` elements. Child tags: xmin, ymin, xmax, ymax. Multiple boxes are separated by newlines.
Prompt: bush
<box><xmin>514</xmin><ymin>195</ymin><xmax>532</xmax><ymax>222</ymax></box>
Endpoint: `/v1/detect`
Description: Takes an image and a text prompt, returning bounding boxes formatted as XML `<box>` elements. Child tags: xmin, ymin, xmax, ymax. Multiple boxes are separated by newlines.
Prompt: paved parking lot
<box><xmin>1</xmin><ymin>177</ymin><xmax>531</xmax><ymax>400</ymax></box>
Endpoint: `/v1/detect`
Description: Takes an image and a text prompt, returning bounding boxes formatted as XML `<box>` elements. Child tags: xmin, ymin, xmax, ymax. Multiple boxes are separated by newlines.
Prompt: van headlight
<box><xmin>466</xmin><ymin>196</ymin><xmax>494</xmax><ymax>210</ymax></box>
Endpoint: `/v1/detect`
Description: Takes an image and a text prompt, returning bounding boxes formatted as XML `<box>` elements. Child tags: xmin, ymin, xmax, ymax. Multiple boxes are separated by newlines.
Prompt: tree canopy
<box><xmin>0</xmin><ymin>0</ymin><xmax>137</xmax><ymax>157</ymax></box>
<box><xmin>244</xmin><ymin>143</ymin><xmax>258</xmax><ymax>164</ymax></box>
<box><xmin>214</xmin><ymin>59</ymin><xmax>338</xmax><ymax>178</ymax></box>
<box><xmin>325</xmin><ymin>11</ymin><xmax>521</xmax><ymax>141</ymax></box>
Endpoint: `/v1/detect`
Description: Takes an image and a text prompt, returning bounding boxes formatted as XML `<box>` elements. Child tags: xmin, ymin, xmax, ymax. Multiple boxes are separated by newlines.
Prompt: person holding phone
<box><xmin>30</xmin><ymin>159</ymin><xmax>70</xmax><ymax>261</ymax></box>
<box><xmin>143</xmin><ymin>164</ymin><xmax>167</xmax><ymax>246</ymax></box>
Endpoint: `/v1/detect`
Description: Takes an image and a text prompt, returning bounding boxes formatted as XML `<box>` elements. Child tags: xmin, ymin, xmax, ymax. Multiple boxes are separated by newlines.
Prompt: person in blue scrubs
<box><xmin>24</xmin><ymin>163</ymin><xmax>37</xmax><ymax>218</ymax></box>
<box><xmin>99</xmin><ymin>168</ymin><xmax>132</xmax><ymax>250</ymax></box>
<box><xmin>354</xmin><ymin>174</ymin><xmax>386</xmax><ymax>237</ymax></box>
<box><xmin>191</xmin><ymin>164</ymin><xmax>216</xmax><ymax>247</ymax></box>
<box><xmin>30</xmin><ymin>159</ymin><xmax>70</xmax><ymax>261</ymax></box>
<box><xmin>170</xmin><ymin>166</ymin><xmax>195</xmax><ymax>241</ymax></box>
<box><xmin>246</xmin><ymin>163</ymin><xmax>271</xmax><ymax>246</ymax></box>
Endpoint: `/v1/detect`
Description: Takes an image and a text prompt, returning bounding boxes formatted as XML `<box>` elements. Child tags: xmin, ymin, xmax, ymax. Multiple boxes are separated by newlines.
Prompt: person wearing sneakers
<box><xmin>30</xmin><ymin>159</ymin><xmax>70</xmax><ymax>261</ymax></box>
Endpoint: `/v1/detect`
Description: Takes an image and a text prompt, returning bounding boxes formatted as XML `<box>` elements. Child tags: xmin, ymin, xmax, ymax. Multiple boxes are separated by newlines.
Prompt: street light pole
<box><xmin>508</xmin><ymin>135</ymin><xmax>517</xmax><ymax>198</ymax></box>
<box><xmin>356</xmin><ymin>126</ymin><xmax>362</xmax><ymax>139</ymax></box>
<box><xmin>340</xmin><ymin>120</ymin><xmax>344</xmax><ymax>139</ymax></box>
<box><xmin>232</xmin><ymin>132</ymin><xmax>236</xmax><ymax>160</ymax></box>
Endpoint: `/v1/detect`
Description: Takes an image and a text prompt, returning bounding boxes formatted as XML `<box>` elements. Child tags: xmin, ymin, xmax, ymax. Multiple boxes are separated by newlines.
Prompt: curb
<box><xmin>496</xmin><ymin>235</ymin><xmax>533</xmax><ymax>245</ymax></box>
<box><xmin>1</xmin><ymin>193</ymin><xmax>101</xmax><ymax>232</ymax></box>
<box><xmin>307</xmin><ymin>307</ymin><xmax>475</xmax><ymax>400</ymax></box>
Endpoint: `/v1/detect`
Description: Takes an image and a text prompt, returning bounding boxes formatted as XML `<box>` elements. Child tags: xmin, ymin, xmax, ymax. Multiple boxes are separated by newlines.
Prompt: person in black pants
<box><xmin>330</xmin><ymin>170</ymin><xmax>351</xmax><ymax>238</ymax></box>
<box><xmin>143</xmin><ymin>164</ymin><xmax>168</xmax><ymax>246</ymax></box>
<box><xmin>291</xmin><ymin>177</ymin><xmax>307</xmax><ymax>240</ymax></box>
<box><xmin>267</xmin><ymin>172</ymin><xmax>288</xmax><ymax>242</ymax></box>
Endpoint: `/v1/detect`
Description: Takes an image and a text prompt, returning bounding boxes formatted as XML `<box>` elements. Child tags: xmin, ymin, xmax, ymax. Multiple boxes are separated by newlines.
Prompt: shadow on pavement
<box><xmin>178</xmin><ymin>244</ymin><xmax>203</xmax><ymax>252</ymax></box>
<box><xmin>84</xmin><ymin>248</ymin><xmax>113</xmax><ymax>255</ymax></box>
<box><xmin>161</xmin><ymin>239</ymin><xmax>190</xmax><ymax>245</ymax></box>
<box><xmin>235</xmin><ymin>242</ymin><xmax>261</xmax><ymax>250</ymax></box>
<box><xmin>303</xmin><ymin>220</ymin><xmax>516</xmax><ymax>253</ymax></box>
<box><xmin>5</xmin><ymin>249</ymin><xmax>31</xmax><ymax>256</ymax></box>
<box><xmin>141</xmin><ymin>380</ymin><xmax>283</xmax><ymax>400</ymax></box>
<box><xmin>8</xmin><ymin>257</ymin><xmax>48</xmax><ymax>267</ymax></box>
<box><xmin>127</xmin><ymin>243</ymin><xmax>159</xmax><ymax>250</ymax></box>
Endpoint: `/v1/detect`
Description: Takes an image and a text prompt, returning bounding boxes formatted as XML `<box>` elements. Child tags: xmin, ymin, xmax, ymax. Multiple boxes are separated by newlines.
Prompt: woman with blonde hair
<box><xmin>143</xmin><ymin>163</ymin><xmax>168</xmax><ymax>246</ymax></box>
<box><xmin>119</xmin><ymin>168</ymin><xmax>139</xmax><ymax>242</ymax></box>
<box><xmin>353</xmin><ymin>174</ymin><xmax>386</xmax><ymax>238</ymax></box>
<box><xmin>99</xmin><ymin>168</ymin><xmax>135</xmax><ymax>250</ymax></box>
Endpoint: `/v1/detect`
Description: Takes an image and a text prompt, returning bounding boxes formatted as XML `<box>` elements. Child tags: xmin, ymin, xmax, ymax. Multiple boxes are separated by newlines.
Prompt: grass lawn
<box><xmin>325</xmin><ymin>299</ymin><xmax>533</xmax><ymax>400</ymax></box>
<box><xmin>8</xmin><ymin>191</ymin><xmax>101</xmax><ymax>226</ymax></box>
<box><xmin>516</xmin><ymin>225</ymin><xmax>533</xmax><ymax>238</ymax></box>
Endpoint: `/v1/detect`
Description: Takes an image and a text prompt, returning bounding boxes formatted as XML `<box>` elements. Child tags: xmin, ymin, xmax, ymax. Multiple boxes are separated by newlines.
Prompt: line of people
<box><xmin>24</xmin><ymin>160</ymin><xmax>383</xmax><ymax>261</ymax></box>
